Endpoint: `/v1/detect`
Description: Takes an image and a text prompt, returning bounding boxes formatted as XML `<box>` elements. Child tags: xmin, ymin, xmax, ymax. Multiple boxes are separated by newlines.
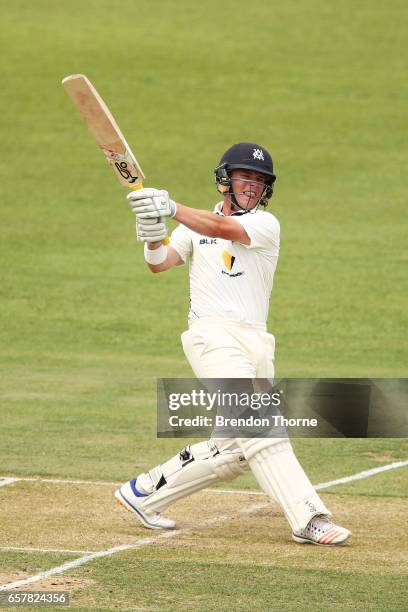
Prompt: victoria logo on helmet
<box><xmin>214</xmin><ymin>142</ymin><xmax>276</xmax><ymax>211</ymax></box>
<box><xmin>253</xmin><ymin>148</ymin><xmax>264</xmax><ymax>161</ymax></box>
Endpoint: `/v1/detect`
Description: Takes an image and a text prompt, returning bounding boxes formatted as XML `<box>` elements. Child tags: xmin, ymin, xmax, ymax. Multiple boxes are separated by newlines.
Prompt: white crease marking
<box><xmin>0</xmin><ymin>459</ymin><xmax>407</xmax><ymax>591</ymax></box>
<box><xmin>0</xmin><ymin>478</ymin><xmax>18</xmax><ymax>488</ymax></box>
<box><xmin>0</xmin><ymin>546</ymin><xmax>93</xmax><ymax>555</ymax></box>
<box><xmin>2</xmin><ymin>460</ymin><xmax>407</xmax><ymax>494</ymax></box>
<box><xmin>0</xmin><ymin>501</ymin><xmax>267</xmax><ymax>591</ymax></box>
<box><xmin>314</xmin><ymin>460</ymin><xmax>408</xmax><ymax>490</ymax></box>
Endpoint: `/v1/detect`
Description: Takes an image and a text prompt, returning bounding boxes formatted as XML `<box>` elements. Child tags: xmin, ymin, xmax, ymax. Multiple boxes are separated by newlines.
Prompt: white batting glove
<box><xmin>127</xmin><ymin>188</ymin><xmax>177</xmax><ymax>219</ymax></box>
<box><xmin>136</xmin><ymin>217</ymin><xmax>168</xmax><ymax>243</ymax></box>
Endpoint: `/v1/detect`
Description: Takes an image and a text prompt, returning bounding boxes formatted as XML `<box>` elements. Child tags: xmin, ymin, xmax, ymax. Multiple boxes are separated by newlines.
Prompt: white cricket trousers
<box><xmin>181</xmin><ymin>318</ymin><xmax>331</xmax><ymax>532</ymax></box>
<box><xmin>181</xmin><ymin>318</ymin><xmax>276</xmax><ymax>379</ymax></box>
<box><xmin>181</xmin><ymin>317</ymin><xmax>275</xmax><ymax>455</ymax></box>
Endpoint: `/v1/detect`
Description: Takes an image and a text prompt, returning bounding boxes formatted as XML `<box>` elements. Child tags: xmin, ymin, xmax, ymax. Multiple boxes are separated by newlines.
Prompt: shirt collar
<box><xmin>213</xmin><ymin>202</ymin><xmax>248</xmax><ymax>217</ymax></box>
<box><xmin>214</xmin><ymin>202</ymin><xmax>224</xmax><ymax>216</ymax></box>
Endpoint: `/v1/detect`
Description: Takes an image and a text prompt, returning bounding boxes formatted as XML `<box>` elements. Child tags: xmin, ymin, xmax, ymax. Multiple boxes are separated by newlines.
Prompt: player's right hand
<box><xmin>128</xmin><ymin>188</ymin><xmax>177</xmax><ymax>218</ymax></box>
<box><xmin>136</xmin><ymin>217</ymin><xmax>168</xmax><ymax>243</ymax></box>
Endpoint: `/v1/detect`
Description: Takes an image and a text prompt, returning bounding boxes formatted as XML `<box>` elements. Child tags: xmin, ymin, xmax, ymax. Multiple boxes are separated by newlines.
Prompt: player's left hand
<box><xmin>136</xmin><ymin>217</ymin><xmax>168</xmax><ymax>243</ymax></box>
<box><xmin>128</xmin><ymin>188</ymin><xmax>177</xmax><ymax>219</ymax></box>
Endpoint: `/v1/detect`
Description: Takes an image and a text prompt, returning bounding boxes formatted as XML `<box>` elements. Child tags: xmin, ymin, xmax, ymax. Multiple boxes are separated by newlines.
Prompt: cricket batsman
<box><xmin>115</xmin><ymin>142</ymin><xmax>351</xmax><ymax>546</ymax></box>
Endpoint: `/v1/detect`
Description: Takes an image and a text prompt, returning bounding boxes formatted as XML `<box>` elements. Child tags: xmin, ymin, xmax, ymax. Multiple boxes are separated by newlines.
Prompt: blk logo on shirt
<box><xmin>199</xmin><ymin>238</ymin><xmax>217</xmax><ymax>245</ymax></box>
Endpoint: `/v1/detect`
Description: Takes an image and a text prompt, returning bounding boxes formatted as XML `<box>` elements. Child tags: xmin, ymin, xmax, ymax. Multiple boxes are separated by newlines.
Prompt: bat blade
<box><xmin>62</xmin><ymin>74</ymin><xmax>145</xmax><ymax>189</ymax></box>
<box><xmin>62</xmin><ymin>74</ymin><xmax>169</xmax><ymax>245</ymax></box>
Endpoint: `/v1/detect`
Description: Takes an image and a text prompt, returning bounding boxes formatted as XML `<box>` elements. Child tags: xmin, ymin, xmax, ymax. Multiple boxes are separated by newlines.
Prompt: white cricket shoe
<box><xmin>292</xmin><ymin>515</ymin><xmax>351</xmax><ymax>546</ymax></box>
<box><xmin>115</xmin><ymin>478</ymin><xmax>176</xmax><ymax>530</ymax></box>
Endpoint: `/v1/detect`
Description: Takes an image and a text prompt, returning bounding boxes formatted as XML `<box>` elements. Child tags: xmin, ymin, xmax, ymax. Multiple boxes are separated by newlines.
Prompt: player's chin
<box><xmin>236</xmin><ymin>196</ymin><xmax>258</xmax><ymax>211</ymax></box>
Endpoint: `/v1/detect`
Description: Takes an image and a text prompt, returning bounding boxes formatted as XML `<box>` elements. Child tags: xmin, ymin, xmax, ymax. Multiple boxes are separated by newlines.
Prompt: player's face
<box><xmin>230</xmin><ymin>169</ymin><xmax>266</xmax><ymax>210</ymax></box>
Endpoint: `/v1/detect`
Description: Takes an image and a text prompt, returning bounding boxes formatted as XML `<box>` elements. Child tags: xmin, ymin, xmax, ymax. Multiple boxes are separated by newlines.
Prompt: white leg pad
<box><xmin>139</xmin><ymin>440</ymin><xmax>248</xmax><ymax>513</ymax></box>
<box><xmin>238</xmin><ymin>438</ymin><xmax>331</xmax><ymax>533</ymax></box>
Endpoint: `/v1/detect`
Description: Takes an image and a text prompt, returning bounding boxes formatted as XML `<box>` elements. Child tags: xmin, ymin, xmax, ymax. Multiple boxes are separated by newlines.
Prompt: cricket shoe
<box><xmin>292</xmin><ymin>515</ymin><xmax>351</xmax><ymax>546</ymax></box>
<box><xmin>115</xmin><ymin>479</ymin><xmax>175</xmax><ymax>530</ymax></box>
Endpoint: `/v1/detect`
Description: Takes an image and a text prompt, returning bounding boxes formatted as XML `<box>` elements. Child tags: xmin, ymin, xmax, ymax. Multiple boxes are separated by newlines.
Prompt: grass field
<box><xmin>0</xmin><ymin>0</ymin><xmax>407</xmax><ymax>610</ymax></box>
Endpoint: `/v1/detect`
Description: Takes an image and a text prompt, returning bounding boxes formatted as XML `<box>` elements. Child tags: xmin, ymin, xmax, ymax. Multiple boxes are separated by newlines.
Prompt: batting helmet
<box><xmin>214</xmin><ymin>142</ymin><xmax>276</xmax><ymax>206</ymax></box>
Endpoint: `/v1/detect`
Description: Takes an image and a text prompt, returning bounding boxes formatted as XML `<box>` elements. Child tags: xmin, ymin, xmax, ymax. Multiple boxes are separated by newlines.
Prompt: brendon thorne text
<box><xmin>158</xmin><ymin>378</ymin><xmax>408</xmax><ymax>438</ymax></box>
<box><xmin>168</xmin><ymin>415</ymin><xmax>318</xmax><ymax>428</ymax></box>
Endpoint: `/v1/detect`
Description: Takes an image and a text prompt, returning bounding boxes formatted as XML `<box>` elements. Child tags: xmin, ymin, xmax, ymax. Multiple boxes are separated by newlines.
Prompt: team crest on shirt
<box><xmin>222</xmin><ymin>250</ymin><xmax>244</xmax><ymax>277</ymax></box>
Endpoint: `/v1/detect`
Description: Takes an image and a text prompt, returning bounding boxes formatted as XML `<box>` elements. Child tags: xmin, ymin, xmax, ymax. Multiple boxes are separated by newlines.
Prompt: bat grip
<box><xmin>131</xmin><ymin>183</ymin><xmax>170</xmax><ymax>246</ymax></box>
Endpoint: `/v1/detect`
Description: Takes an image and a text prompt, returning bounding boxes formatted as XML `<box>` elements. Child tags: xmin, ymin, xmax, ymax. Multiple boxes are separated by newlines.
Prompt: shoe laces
<box><xmin>305</xmin><ymin>514</ymin><xmax>333</xmax><ymax>535</ymax></box>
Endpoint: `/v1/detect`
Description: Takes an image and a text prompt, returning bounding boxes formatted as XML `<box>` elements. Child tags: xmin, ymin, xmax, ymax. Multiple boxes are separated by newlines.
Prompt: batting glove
<box><xmin>136</xmin><ymin>217</ymin><xmax>168</xmax><ymax>243</ymax></box>
<box><xmin>128</xmin><ymin>188</ymin><xmax>177</xmax><ymax>219</ymax></box>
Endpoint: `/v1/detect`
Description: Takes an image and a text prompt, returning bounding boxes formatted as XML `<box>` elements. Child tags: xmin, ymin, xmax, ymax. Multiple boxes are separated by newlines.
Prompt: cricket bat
<box><xmin>62</xmin><ymin>74</ymin><xmax>169</xmax><ymax>244</ymax></box>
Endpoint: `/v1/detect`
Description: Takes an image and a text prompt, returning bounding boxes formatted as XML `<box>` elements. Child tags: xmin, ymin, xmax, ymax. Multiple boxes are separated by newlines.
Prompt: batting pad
<box><xmin>238</xmin><ymin>438</ymin><xmax>330</xmax><ymax>532</ymax></box>
<box><xmin>139</xmin><ymin>441</ymin><xmax>247</xmax><ymax>513</ymax></box>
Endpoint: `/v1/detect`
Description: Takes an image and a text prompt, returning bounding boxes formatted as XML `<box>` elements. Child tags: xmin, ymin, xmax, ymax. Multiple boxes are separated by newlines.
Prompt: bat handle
<box><xmin>131</xmin><ymin>183</ymin><xmax>169</xmax><ymax>246</ymax></box>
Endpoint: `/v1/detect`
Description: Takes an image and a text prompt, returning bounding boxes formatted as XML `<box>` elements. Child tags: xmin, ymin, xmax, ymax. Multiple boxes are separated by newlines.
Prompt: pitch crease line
<box><xmin>209</xmin><ymin>460</ymin><xmax>408</xmax><ymax>496</ymax></box>
<box><xmin>0</xmin><ymin>478</ymin><xmax>18</xmax><ymax>488</ymax></box>
<box><xmin>2</xmin><ymin>460</ymin><xmax>407</xmax><ymax>494</ymax></box>
<box><xmin>1</xmin><ymin>460</ymin><xmax>407</xmax><ymax>591</ymax></box>
<box><xmin>0</xmin><ymin>546</ymin><xmax>94</xmax><ymax>555</ymax></box>
<box><xmin>0</xmin><ymin>501</ymin><xmax>267</xmax><ymax>592</ymax></box>
<box><xmin>0</xmin><ymin>477</ymin><xmax>121</xmax><ymax>487</ymax></box>
<box><xmin>313</xmin><ymin>460</ymin><xmax>408</xmax><ymax>490</ymax></box>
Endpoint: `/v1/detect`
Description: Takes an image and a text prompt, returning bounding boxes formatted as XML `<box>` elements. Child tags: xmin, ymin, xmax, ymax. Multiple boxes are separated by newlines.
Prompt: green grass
<box><xmin>1</xmin><ymin>0</ymin><xmax>407</xmax><ymax>376</ymax></box>
<box><xmin>69</xmin><ymin>555</ymin><xmax>408</xmax><ymax>611</ymax></box>
<box><xmin>0</xmin><ymin>551</ymin><xmax>76</xmax><ymax>574</ymax></box>
<box><xmin>0</xmin><ymin>0</ymin><xmax>407</xmax><ymax>609</ymax></box>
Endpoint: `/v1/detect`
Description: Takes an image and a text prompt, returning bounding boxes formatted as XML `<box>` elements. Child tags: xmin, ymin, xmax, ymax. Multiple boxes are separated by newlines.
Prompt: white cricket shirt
<box><xmin>170</xmin><ymin>203</ymin><xmax>280</xmax><ymax>325</ymax></box>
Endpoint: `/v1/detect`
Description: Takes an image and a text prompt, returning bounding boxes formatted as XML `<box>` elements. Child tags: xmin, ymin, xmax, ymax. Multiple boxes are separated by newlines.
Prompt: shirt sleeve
<box><xmin>169</xmin><ymin>223</ymin><xmax>193</xmax><ymax>262</ymax></box>
<box><xmin>234</xmin><ymin>211</ymin><xmax>280</xmax><ymax>254</ymax></box>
